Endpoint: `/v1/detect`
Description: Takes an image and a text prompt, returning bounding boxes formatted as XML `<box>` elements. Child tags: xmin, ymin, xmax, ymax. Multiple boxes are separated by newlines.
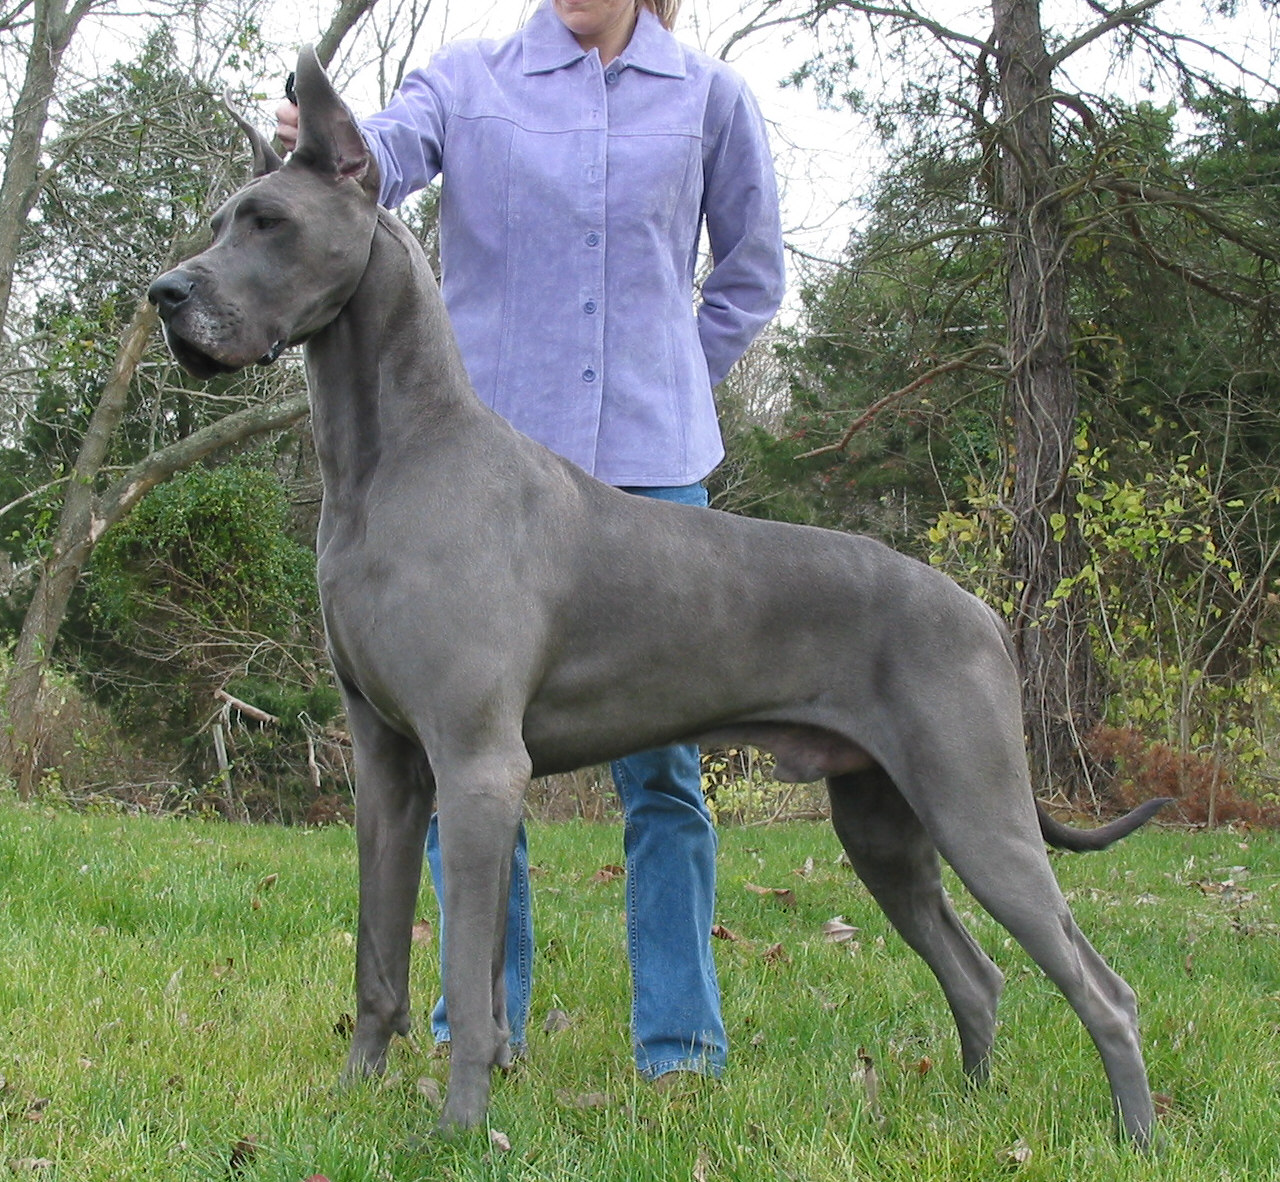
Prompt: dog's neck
<box><xmin>306</xmin><ymin>210</ymin><xmax>481</xmax><ymax>525</ymax></box>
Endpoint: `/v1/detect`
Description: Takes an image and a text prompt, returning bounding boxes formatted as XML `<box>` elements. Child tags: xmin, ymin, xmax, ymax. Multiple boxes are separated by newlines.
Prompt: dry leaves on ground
<box><xmin>543</xmin><ymin>1008</ymin><xmax>573</xmax><ymax>1033</ymax></box>
<box><xmin>744</xmin><ymin>882</ymin><xmax>797</xmax><ymax>908</ymax></box>
<box><xmin>821</xmin><ymin>916</ymin><xmax>859</xmax><ymax>943</ymax></box>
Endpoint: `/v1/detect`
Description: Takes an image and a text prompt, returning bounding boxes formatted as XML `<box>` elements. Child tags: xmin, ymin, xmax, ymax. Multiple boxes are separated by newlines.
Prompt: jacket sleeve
<box><xmin>697</xmin><ymin>80</ymin><xmax>786</xmax><ymax>387</ymax></box>
<box><xmin>359</xmin><ymin>47</ymin><xmax>457</xmax><ymax>209</ymax></box>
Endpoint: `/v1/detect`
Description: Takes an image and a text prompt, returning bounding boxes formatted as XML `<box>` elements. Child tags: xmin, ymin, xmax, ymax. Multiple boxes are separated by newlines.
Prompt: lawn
<box><xmin>0</xmin><ymin>798</ymin><xmax>1276</xmax><ymax>1180</ymax></box>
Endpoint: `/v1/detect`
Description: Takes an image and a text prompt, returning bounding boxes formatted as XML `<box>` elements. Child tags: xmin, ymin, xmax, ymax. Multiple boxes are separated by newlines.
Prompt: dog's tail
<box><xmin>1036</xmin><ymin>797</ymin><xmax>1174</xmax><ymax>852</ymax></box>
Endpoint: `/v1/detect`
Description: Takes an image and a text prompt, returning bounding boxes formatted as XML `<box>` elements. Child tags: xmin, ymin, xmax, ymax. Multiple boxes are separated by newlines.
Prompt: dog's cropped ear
<box><xmin>290</xmin><ymin>45</ymin><xmax>380</xmax><ymax>197</ymax></box>
<box><xmin>223</xmin><ymin>96</ymin><xmax>284</xmax><ymax>177</ymax></box>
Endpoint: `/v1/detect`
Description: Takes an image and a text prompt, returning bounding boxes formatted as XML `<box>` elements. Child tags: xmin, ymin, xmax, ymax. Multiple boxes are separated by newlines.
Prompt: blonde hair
<box><xmin>640</xmin><ymin>0</ymin><xmax>681</xmax><ymax>30</ymax></box>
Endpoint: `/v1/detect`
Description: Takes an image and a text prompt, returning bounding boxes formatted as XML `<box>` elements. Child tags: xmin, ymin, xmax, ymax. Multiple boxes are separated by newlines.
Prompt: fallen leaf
<box><xmin>1154</xmin><ymin>1092</ymin><xmax>1176</xmax><ymax>1117</ymax></box>
<box><xmin>333</xmin><ymin>1013</ymin><xmax>355</xmax><ymax>1038</ymax></box>
<box><xmin>762</xmin><ymin>942</ymin><xmax>790</xmax><ymax>964</ymax></box>
<box><xmin>710</xmin><ymin>923</ymin><xmax>739</xmax><ymax>941</ymax></box>
<box><xmin>543</xmin><ymin>1008</ymin><xmax>573</xmax><ymax>1033</ymax></box>
<box><xmin>229</xmin><ymin>1135</ymin><xmax>261</xmax><ymax>1174</ymax></box>
<box><xmin>693</xmin><ymin>1147</ymin><xmax>711</xmax><ymax>1182</ymax></box>
<box><xmin>744</xmin><ymin>882</ymin><xmax>797</xmax><ymax>908</ymax></box>
<box><xmin>257</xmin><ymin>873</ymin><xmax>279</xmax><ymax>892</ymax></box>
<box><xmin>7</xmin><ymin>1160</ymin><xmax>53</xmax><ymax>1172</ymax></box>
<box><xmin>997</xmin><ymin>1138</ymin><xmax>1032</xmax><ymax>1166</ymax></box>
<box><xmin>302</xmin><ymin>1176</ymin><xmax>331</xmax><ymax>1181</ymax></box>
<box><xmin>857</xmin><ymin>1048</ymin><xmax>882</xmax><ymax>1126</ymax></box>
<box><xmin>913</xmin><ymin>1056</ymin><xmax>933</xmax><ymax>1077</ymax></box>
<box><xmin>489</xmin><ymin>1129</ymin><xmax>511</xmax><ymax>1152</ymax></box>
<box><xmin>592</xmin><ymin>864</ymin><xmax>625</xmax><ymax>883</ymax></box>
<box><xmin>822</xmin><ymin>916</ymin><xmax>860</xmax><ymax>942</ymax></box>
<box><xmin>793</xmin><ymin>856</ymin><xmax>815</xmax><ymax>877</ymax></box>
<box><xmin>411</xmin><ymin>919</ymin><xmax>433</xmax><ymax>944</ymax></box>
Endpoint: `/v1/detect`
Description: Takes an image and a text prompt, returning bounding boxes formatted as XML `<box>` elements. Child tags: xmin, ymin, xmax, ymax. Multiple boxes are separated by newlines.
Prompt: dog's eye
<box><xmin>253</xmin><ymin>214</ymin><xmax>285</xmax><ymax>232</ymax></box>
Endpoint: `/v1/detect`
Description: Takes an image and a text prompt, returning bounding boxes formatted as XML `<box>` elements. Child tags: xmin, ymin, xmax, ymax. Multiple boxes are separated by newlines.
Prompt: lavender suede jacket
<box><xmin>359</xmin><ymin>2</ymin><xmax>786</xmax><ymax>486</ymax></box>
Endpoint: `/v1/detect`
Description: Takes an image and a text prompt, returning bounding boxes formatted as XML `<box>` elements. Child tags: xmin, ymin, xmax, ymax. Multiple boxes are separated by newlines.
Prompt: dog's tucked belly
<box><xmin>521</xmin><ymin>705</ymin><xmax>876</xmax><ymax>783</ymax></box>
<box><xmin>690</xmin><ymin>722</ymin><xmax>875</xmax><ymax>783</ymax></box>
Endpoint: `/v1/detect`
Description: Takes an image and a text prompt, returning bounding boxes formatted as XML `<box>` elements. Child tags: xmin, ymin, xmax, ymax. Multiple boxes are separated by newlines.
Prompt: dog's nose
<box><xmin>147</xmin><ymin>271</ymin><xmax>194</xmax><ymax>317</ymax></box>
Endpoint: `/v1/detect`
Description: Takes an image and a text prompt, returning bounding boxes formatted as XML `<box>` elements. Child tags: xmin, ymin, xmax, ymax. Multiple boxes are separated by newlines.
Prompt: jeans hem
<box><xmin>636</xmin><ymin>1056</ymin><xmax>726</xmax><ymax>1081</ymax></box>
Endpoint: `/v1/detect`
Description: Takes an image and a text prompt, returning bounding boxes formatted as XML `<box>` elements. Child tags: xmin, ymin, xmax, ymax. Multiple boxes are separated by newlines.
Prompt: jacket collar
<box><xmin>522</xmin><ymin>2</ymin><xmax>687</xmax><ymax>78</ymax></box>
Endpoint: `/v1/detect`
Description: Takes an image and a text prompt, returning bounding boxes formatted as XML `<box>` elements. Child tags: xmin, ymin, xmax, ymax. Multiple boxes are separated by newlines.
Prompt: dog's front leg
<box><xmin>341</xmin><ymin>692</ymin><xmax>434</xmax><ymax>1080</ymax></box>
<box><xmin>434</xmin><ymin>746</ymin><xmax>530</xmax><ymax>1133</ymax></box>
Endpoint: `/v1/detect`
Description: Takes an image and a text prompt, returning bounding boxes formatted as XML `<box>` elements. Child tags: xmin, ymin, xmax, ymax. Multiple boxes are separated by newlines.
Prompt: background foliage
<box><xmin>0</xmin><ymin>0</ymin><xmax>1278</xmax><ymax>821</ymax></box>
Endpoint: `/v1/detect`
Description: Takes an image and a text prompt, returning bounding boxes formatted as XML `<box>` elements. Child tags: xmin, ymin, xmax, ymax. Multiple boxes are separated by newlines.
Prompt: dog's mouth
<box><xmin>163</xmin><ymin>327</ymin><xmax>285</xmax><ymax>379</ymax></box>
<box><xmin>165</xmin><ymin>330</ymin><xmax>241</xmax><ymax>380</ymax></box>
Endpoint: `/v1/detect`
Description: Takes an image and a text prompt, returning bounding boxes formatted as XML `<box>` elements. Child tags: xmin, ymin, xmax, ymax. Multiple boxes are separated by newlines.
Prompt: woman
<box><xmin>277</xmin><ymin>0</ymin><xmax>784</xmax><ymax>1082</ymax></box>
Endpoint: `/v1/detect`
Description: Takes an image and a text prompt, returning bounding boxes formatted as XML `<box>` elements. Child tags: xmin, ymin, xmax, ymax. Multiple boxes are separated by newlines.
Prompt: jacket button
<box><xmin>583</xmin><ymin>368</ymin><xmax>596</xmax><ymax>382</ymax></box>
<box><xmin>584</xmin><ymin>300</ymin><xmax>597</xmax><ymax>314</ymax></box>
<box><xmin>585</xmin><ymin>231</ymin><xmax>600</xmax><ymax>247</ymax></box>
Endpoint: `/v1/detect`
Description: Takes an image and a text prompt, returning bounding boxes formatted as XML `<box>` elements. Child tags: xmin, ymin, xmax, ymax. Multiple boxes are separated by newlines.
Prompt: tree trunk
<box><xmin>993</xmin><ymin>0</ymin><xmax>1103</xmax><ymax>800</ymax></box>
<box><xmin>0</xmin><ymin>0</ymin><xmax>99</xmax><ymax>341</ymax></box>
<box><xmin>2</xmin><ymin>295</ymin><xmax>154</xmax><ymax>794</ymax></box>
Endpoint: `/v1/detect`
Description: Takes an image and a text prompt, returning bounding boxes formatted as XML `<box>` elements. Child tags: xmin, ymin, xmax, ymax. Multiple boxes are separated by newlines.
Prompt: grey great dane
<box><xmin>148</xmin><ymin>49</ymin><xmax>1169</xmax><ymax>1146</ymax></box>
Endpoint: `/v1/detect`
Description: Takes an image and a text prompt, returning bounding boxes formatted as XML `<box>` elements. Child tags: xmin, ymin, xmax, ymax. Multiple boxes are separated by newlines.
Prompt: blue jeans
<box><xmin>425</xmin><ymin>482</ymin><xmax>726</xmax><ymax>1077</ymax></box>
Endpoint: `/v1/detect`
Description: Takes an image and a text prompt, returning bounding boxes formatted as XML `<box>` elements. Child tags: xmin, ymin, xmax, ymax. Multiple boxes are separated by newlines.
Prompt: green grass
<box><xmin>0</xmin><ymin>799</ymin><xmax>1277</xmax><ymax>1181</ymax></box>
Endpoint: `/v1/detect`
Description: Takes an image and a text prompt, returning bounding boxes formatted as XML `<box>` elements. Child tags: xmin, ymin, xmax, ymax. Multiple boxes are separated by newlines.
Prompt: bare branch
<box><xmin>96</xmin><ymin>390</ymin><xmax>311</xmax><ymax>537</ymax></box>
<box><xmin>1046</xmin><ymin>0</ymin><xmax>1164</xmax><ymax>71</ymax></box>
<box><xmin>215</xmin><ymin>688</ymin><xmax>280</xmax><ymax>724</ymax></box>
<box><xmin>1097</xmin><ymin>177</ymin><xmax>1280</xmax><ymax>266</ymax></box>
<box><xmin>315</xmin><ymin>0</ymin><xmax>381</xmax><ymax>67</ymax></box>
<box><xmin>0</xmin><ymin>475</ymin><xmax>70</xmax><ymax>522</ymax></box>
<box><xmin>1116</xmin><ymin>204</ymin><xmax>1268</xmax><ymax>311</ymax></box>
<box><xmin>795</xmin><ymin>346</ymin><xmax>1001</xmax><ymax>459</ymax></box>
<box><xmin>822</xmin><ymin>0</ymin><xmax>992</xmax><ymax>53</ymax></box>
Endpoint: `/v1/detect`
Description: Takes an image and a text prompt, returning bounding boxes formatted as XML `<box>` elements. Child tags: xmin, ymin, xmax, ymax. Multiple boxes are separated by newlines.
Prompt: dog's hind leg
<box><xmin>431</xmin><ymin>738</ymin><xmax>531</xmax><ymax>1133</ymax></box>
<box><xmin>341</xmin><ymin>689</ymin><xmax>434</xmax><ymax>1082</ymax></box>
<box><xmin>827</xmin><ymin>767</ymin><xmax>1004</xmax><ymax>1080</ymax></box>
<box><xmin>899</xmin><ymin>754</ymin><xmax>1156</xmax><ymax>1147</ymax></box>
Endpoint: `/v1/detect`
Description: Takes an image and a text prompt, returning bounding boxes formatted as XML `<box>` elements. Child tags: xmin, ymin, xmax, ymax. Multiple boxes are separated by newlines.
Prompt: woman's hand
<box><xmin>275</xmin><ymin>100</ymin><xmax>300</xmax><ymax>152</ymax></box>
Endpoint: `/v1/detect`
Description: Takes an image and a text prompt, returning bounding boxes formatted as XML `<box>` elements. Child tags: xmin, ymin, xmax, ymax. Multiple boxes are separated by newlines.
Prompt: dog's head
<box><xmin>147</xmin><ymin>46</ymin><xmax>381</xmax><ymax>379</ymax></box>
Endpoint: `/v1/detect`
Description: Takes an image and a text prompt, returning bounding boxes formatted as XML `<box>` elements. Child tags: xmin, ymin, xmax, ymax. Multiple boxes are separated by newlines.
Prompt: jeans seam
<box><xmin>511</xmin><ymin>831</ymin><xmax>531</xmax><ymax>1048</ymax></box>
<box><xmin>613</xmin><ymin>757</ymin><xmax>643</xmax><ymax>1051</ymax></box>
